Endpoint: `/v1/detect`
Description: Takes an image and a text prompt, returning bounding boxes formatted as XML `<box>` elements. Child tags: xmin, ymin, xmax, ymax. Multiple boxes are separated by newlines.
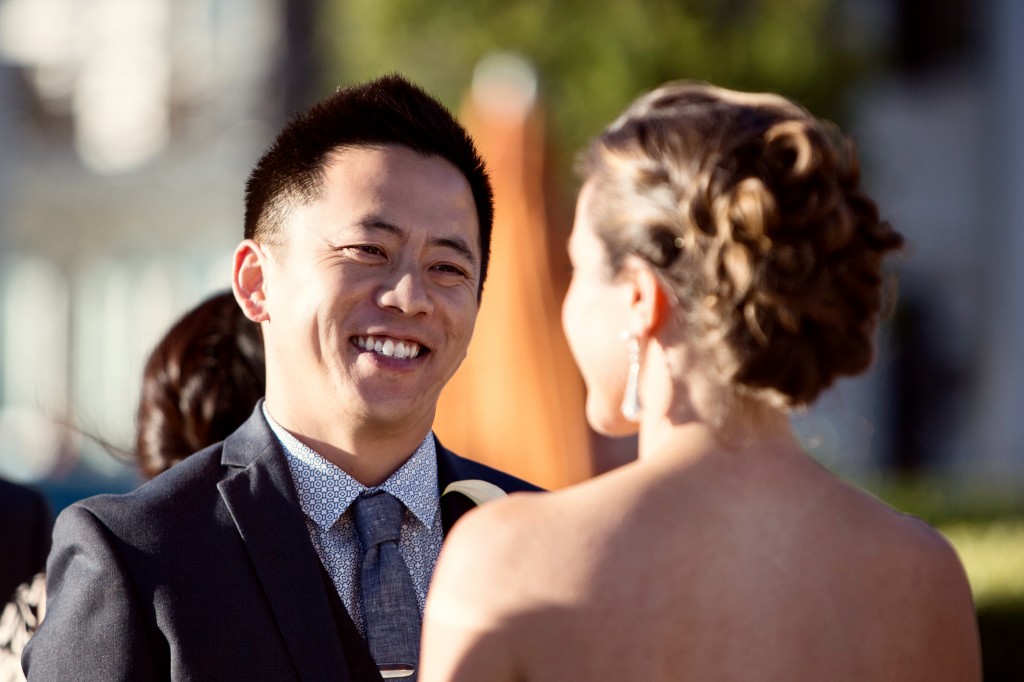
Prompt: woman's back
<box><xmin>420</xmin><ymin>81</ymin><xmax>980</xmax><ymax>681</ymax></box>
<box><xmin>429</xmin><ymin>436</ymin><xmax>977</xmax><ymax>681</ymax></box>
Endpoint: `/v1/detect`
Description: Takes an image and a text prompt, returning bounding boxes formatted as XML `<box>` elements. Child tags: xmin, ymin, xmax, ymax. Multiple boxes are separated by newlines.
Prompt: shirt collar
<box><xmin>262</xmin><ymin>403</ymin><xmax>439</xmax><ymax>530</ymax></box>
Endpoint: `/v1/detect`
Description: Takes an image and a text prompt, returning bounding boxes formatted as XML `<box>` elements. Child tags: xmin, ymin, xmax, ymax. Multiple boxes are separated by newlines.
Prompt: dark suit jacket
<box><xmin>23</xmin><ymin>407</ymin><xmax>540</xmax><ymax>681</ymax></box>
<box><xmin>0</xmin><ymin>479</ymin><xmax>51</xmax><ymax>601</ymax></box>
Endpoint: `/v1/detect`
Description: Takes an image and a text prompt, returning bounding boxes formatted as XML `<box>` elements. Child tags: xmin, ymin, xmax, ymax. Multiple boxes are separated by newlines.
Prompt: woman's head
<box><xmin>567</xmin><ymin>82</ymin><xmax>903</xmax><ymax>424</ymax></box>
<box><xmin>136</xmin><ymin>291</ymin><xmax>266</xmax><ymax>479</ymax></box>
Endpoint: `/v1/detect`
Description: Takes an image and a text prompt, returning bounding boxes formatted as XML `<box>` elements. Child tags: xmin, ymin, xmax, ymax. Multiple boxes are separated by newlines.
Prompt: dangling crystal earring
<box><xmin>620</xmin><ymin>331</ymin><xmax>642</xmax><ymax>420</ymax></box>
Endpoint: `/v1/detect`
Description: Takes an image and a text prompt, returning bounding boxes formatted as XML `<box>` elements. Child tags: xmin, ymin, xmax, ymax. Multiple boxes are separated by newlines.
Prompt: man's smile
<box><xmin>353</xmin><ymin>334</ymin><xmax>429</xmax><ymax>360</ymax></box>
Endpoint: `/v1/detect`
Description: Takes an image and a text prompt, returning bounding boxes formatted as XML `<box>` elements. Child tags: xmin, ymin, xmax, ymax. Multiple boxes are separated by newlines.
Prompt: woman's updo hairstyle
<box><xmin>581</xmin><ymin>82</ymin><xmax>903</xmax><ymax>408</ymax></box>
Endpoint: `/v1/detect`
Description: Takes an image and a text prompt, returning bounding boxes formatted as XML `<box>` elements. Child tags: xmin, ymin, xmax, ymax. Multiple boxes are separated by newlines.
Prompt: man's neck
<box><xmin>263</xmin><ymin>401</ymin><xmax>432</xmax><ymax>487</ymax></box>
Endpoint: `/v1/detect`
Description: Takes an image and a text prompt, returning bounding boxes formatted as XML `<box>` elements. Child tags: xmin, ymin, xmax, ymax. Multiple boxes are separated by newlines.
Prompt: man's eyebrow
<box><xmin>355</xmin><ymin>216</ymin><xmax>405</xmax><ymax>237</ymax></box>
<box><xmin>355</xmin><ymin>216</ymin><xmax>477</xmax><ymax>266</ymax></box>
<box><xmin>431</xmin><ymin>236</ymin><xmax>477</xmax><ymax>265</ymax></box>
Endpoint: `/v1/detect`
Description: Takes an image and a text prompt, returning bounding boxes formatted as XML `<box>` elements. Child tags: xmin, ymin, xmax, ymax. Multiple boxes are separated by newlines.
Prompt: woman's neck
<box><xmin>632</xmin><ymin>336</ymin><xmax>805</xmax><ymax>469</ymax></box>
<box><xmin>636</xmin><ymin>395</ymin><xmax>802</xmax><ymax>468</ymax></box>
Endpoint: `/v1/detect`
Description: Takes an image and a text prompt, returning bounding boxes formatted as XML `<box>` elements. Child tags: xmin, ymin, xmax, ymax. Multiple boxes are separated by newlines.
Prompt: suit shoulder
<box><xmin>68</xmin><ymin>443</ymin><xmax>228</xmax><ymax>531</ymax></box>
<box><xmin>437</xmin><ymin>445</ymin><xmax>545</xmax><ymax>493</ymax></box>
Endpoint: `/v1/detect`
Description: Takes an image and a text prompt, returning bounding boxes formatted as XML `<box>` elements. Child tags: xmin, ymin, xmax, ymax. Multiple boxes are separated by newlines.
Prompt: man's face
<box><xmin>255</xmin><ymin>145</ymin><xmax>481</xmax><ymax>438</ymax></box>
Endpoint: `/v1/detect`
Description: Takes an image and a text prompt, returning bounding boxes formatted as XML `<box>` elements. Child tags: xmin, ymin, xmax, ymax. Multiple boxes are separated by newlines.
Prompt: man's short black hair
<box><xmin>244</xmin><ymin>74</ymin><xmax>494</xmax><ymax>297</ymax></box>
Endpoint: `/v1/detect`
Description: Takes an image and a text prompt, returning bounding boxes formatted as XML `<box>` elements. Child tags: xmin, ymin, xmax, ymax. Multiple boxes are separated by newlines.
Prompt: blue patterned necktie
<box><xmin>352</xmin><ymin>491</ymin><xmax>420</xmax><ymax>680</ymax></box>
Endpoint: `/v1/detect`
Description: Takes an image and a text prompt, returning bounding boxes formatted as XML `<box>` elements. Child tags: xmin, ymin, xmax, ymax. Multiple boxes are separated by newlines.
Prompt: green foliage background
<box><xmin>317</xmin><ymin>0</ymin><xmax>875</xmax><ymax>184</ymax></box>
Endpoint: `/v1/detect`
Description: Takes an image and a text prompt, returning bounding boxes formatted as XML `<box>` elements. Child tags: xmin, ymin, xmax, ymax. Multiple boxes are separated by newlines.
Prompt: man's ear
<box><xmin>232</xmin><ymin>239</ymin><xmax>270</xmax><ymax>323</ymax></box>
<box><xmin>626</xmin><ymin>262</ymin><xmax>670</xmax><ymax>338</ymax></box>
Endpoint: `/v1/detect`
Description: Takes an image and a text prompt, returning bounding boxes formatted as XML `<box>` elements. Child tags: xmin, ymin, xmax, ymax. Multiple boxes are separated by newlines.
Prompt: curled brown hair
<box><xmin>581</xmin><ymin>82</ymin><xmax>904</xmax><ymax>408</ymax></box>
<box><xmin>135</xmin><ymin>291</ymin><xmax>265</xmax><ymax>479</ymax></box>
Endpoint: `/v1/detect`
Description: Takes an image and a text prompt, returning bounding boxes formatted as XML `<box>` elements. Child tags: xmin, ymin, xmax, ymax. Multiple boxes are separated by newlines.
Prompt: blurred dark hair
<box><xmin>135</xmin><ymin>291</ymin><xmax>265</xmax><ymax>479</ymax></box>
<box><xmin>244</xmin><ymin>73</ymin><xmax>494</xmax><ymax>298</ymax></box>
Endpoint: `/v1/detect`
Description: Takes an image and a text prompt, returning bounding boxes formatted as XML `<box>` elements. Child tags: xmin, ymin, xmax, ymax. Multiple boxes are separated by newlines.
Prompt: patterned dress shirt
<box><xmin>262</xmin><ymin>405</ymin><xmax>444</xmax><ymax>635</ymax></box>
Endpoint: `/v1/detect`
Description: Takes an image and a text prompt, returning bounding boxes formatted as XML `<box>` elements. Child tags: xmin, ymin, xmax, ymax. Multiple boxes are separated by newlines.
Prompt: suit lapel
<box><xmin>217</xmin><ymin>409</ymin><xmax>353</xmax><ymax>682</ymax></box>
<box><xmin>214</xmin><ymin>416</ymin><xmax>535</xmax><ymax>679</ymax></box>
<box><xmin>435</xmin><ymin>438</ymin><xmax>501</xmax><ymax>536</ymax></box>
<box><xmin>435</xmin><ymin>436</ymin><xmax>544</xmax><ymax>536</ymax></box>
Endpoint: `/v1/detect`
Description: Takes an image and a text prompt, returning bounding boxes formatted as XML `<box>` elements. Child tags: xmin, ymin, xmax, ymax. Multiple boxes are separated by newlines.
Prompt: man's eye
<box><xmin>345</xmin><ymin>245</ymin><xmax>386</xmax><ymax>258</ymax></box>
<box><xmin>432</xmin><ymin>263</ymin><xmax>468</xmax><ymax>277</ymax></box>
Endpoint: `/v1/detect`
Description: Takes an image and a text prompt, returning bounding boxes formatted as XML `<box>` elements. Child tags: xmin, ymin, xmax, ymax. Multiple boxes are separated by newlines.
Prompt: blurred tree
<box><xmin>317</xmin><ymin>0</ymin><xmax>877</xmax><ymax>184</ymax></box>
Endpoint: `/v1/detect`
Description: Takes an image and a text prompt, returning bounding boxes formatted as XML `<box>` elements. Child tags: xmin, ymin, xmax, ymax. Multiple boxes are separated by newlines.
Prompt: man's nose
<box><xmin>376</xmin><ymin>268</ymin><xmax>434</xmax><ymax>316</ymax></box>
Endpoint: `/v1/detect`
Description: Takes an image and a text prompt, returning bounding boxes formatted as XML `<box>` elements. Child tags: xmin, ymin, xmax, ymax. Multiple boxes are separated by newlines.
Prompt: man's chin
<box><xmin>351</xmin><ymin>395</ymin><xmax>436</xmax><ymax>430</ymax></box>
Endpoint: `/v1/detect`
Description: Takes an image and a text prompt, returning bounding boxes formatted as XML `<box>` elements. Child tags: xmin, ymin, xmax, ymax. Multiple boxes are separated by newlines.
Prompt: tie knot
<box><xmin>352</xmin><ymin>491</ymin><xmax>404</xmax><ymax>550</ymax></box>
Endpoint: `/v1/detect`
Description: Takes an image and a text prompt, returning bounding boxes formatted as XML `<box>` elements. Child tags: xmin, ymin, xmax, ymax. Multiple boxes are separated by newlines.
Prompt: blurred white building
<box><xmin>835</xmin><ymin>0</ymin><xmax>1024</xmax><ymax>483</ymax></box>
<box><xmin>0</xmin><ymin>0</ymin><xmax>310</xmax><ymax>497</ymax></box>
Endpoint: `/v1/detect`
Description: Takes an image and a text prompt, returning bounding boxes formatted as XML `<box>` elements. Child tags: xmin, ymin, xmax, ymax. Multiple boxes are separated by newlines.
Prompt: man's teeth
<box><xmin>355</xmin><ymin>335</ymin><xmax>421</xmax><ymax>359</ymax></box>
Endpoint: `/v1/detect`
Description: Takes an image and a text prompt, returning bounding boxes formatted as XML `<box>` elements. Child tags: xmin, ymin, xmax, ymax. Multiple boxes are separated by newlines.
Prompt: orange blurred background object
<box><xmin>433</xmin><ymin>57</ymin><xmax>593</xmax><ymax>490</ymax></box>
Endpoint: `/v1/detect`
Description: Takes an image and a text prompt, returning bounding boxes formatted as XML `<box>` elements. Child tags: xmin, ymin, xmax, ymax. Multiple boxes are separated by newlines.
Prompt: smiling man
<box><xmin>25</xmin><ymin>76</ymin><xmax>540</xmax><ymax>682</ymax></box>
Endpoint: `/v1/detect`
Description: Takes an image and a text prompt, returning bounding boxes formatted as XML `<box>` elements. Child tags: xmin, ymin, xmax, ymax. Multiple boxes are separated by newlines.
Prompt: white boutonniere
<box><xmin>442</xmin><ymin>479</ymin><xmax>508</xmax><ymax>507</ymax></box>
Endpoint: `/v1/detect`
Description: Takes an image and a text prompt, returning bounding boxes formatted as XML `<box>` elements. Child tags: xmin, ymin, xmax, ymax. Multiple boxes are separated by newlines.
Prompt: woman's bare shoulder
<box><xmin>421</xmin><ymin>491</ymin><xmax>573</xmax><ymax>682</ymax></box>
<box><xmin>429</xmin><ymin>482</ymin><xmax>614</xmax><ymax>614</ymax></box>
<box><xmin>828</xmin><ymin>479</ymin><xmax>960</xmax><ymax>563</ymax></box>
<box><xmin>818</xmin><ymin>482</ymin><xmax>982</xmax><ymax>679</ymax></box>
<box><xmin>430</xmin><ymin>491</ymin><xmax>553</xmax><ymax>608</ymax></box>
<box><xmin>446</xmin><ymin>489</ymin><xmax>585</xmax><ymax>568</ymax></box>
<box><xmin>885</xmin><ymin>515</ymin><xmax>981</xmax><ymax>678</ymax></box>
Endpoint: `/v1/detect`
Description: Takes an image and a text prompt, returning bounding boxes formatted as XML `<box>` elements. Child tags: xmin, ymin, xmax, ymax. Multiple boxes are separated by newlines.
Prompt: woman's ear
<box><xmin>627</xmin><ymin>262</ymin><xmax>670</xmax><ymax>338</ymax></box>
<box><xmin>232</xmin><ymin>239</ymin><xmax>270</xmax><ymax>323</ymax></box>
